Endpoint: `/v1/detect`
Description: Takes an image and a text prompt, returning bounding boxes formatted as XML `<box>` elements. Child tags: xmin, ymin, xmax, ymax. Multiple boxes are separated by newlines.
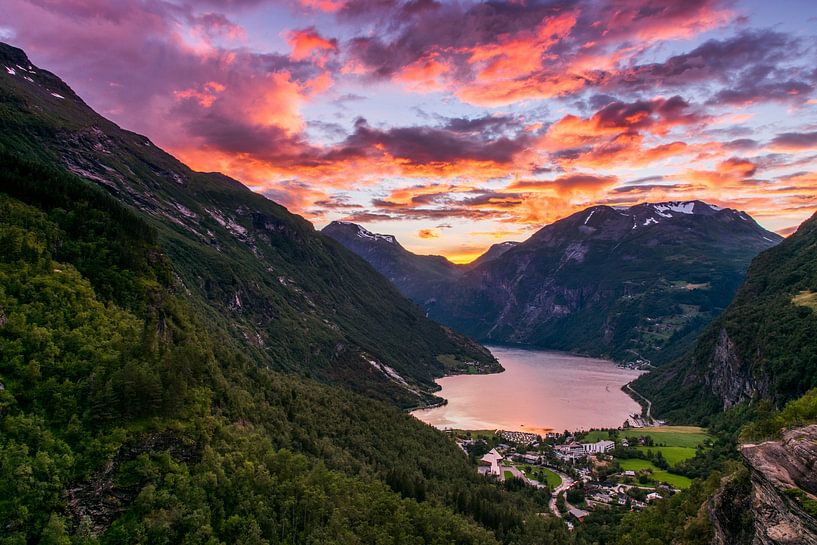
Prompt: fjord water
<box><xmin>413</xmin><ymin>346</ymin><xmax>644</xmax><ymax>433</ymax></box>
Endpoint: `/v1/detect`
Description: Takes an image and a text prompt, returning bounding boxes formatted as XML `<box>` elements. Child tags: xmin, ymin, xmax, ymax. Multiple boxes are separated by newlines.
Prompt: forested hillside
<box><xmin>635</xmin><ymin>211</ymin><xmax>817</xmax><ymax>423</ymax></box>
<box><xmin>327</xmin><ymin>203</ymin><xmax>780</xmax><ymax>366</ymax></box>
<box><xmin>0</xmin><ymin>153</ymin><xmax>569</xmax><ymax>544</ymax></box>
<box><xmin>0</xmin><ymin>42</ymin><xmax>498</xmax><ymax>410</ymax></box>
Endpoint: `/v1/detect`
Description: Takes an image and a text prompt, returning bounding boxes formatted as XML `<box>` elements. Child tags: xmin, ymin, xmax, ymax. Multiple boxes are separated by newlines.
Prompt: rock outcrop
<box><xmin>712</xmin><ymin>425</ymin><xmax>817</xmax><ymax>544</ymax></box>
<box><xmin>704</xmin><ymin>329</ymin><xmax>769</xmax><ymax>410</ymax></box>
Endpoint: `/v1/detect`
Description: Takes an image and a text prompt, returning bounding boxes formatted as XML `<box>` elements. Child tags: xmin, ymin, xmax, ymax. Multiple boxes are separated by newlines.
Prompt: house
<box><xmin>555</xmin><ymin>442</ymin><xmax>586</xmax><ymax>459</ymax></box>
<box><xmin>514</xmin><ymin>453</ymin><xmax>541</xmax><ymax>464</ymax></box>
<box><xmin>479</xmin><ymin>449</ymin><xmax>503</xmax><ymax>476</ymax></box>
<box><xmin>568</xmin><ymin>507</ymin><xmax>590</xmax><ymax>521</ymax></box>
<box><xmin>582</xmin><ymin>440</ymin><xmax>615</xmax><ymax>454</ymax></box>
<box><xmin>646</xmin><ymin>492</ymin><xmax>663</xmax><ymax>502</ymax></box>
<box><xmin>623</xmin><ymin>470</ymin><xmax>636</xmax><ymax>477</ymax></box>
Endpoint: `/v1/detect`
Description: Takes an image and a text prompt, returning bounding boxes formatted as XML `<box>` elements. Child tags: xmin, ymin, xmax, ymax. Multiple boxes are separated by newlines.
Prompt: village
<box><xmin>454</xmin><ymin>423</ymin><xmax>710</xmax><ymax>528</ymax></box>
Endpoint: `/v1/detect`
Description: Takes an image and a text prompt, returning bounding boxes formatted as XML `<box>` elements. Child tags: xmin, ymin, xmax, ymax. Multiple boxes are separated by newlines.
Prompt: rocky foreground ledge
<box><xmin>712</xmin><ymin>424</ymin><xmax>817</xmax><ymax>545</ymax></box>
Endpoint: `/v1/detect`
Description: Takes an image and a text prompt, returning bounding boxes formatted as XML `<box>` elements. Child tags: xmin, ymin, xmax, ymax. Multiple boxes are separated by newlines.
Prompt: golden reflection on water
<box><xmin>412</xmin><ymin>346</ymin><xmax>644</xmax><ymax>433</ymax></box>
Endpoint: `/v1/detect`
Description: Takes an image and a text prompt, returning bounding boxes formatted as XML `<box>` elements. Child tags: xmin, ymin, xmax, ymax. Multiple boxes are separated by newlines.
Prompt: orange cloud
<box><xmin>417</xmin><ymin>228</ymin><xmax>440</xmax><ymax>239</ymax></box>
<box><xmin>286</xmin><ymin>28</ymin><xmax>338</xmax><ymax>66</ymax></box>
<box><xmin>299</xmin><ymin>0</ymin><xmax>345</xmax><ymax>12</ymax></box>
<box><xmin>395</xmin><ymin>52</ymin><xmax>452</xmax><ymax>91</ymax></box>
<box><xmin>174</xmin><ymin>81</ymin><xmax>226</xmax><ymax>108</ymax></box>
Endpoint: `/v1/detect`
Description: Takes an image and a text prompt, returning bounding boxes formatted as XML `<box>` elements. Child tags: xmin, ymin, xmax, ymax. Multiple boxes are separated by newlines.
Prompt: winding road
<box><xmin>545</xmin><ymin>468</ymin><xmax>574</xmax><ymax>518</ymax></box>
<box><xmin>625</xmin><ymin>383</ymin><xmax>653</xmax><ymax>421</ymax></box>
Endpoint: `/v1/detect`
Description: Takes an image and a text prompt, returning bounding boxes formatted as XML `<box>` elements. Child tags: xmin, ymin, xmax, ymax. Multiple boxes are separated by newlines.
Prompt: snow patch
<box><xmin>653</xmin><ymin>201</ymin><xmax>696</xmax><ymax>216</ymax></box>
<box><xmin>584</xmin><ymin>210</ymin><xmax>596</xmax><ymax>225</ymax></box>
<box><xmin>50</xmin><ymin>92</ymin><xmax>65</xmax><ymax>99</ymax></box>
<box><xmin>353</xmin><ymin>223</ymin><xmax>396</xmax><ymax>243</ymax></box>
<box><xmin>4</xmin><ymin>66</ymin><xmax>15</xmax><ymax>75</ymax></box>
<box><xmin>643</xmin><ymin>217</ymin><xmax>658</xmax><ymax>226</ymax></box>
<box><xmin>23</xmin><ymin>76</ymin><xmax>33</xmax><ymax>82</ymax></box>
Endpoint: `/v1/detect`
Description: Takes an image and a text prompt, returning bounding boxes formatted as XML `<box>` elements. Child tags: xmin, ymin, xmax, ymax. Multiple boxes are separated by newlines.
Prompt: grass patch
<box><xmin>636</xmin><ymin>446</ymin><xmax>698</xmax><ymax>466</ymax></box>
<box><xmin>617</xmin><ymin>459</ymin><xmax>691</xmax><ymax>489</ymax></box>
<box><xmin>618</xmin><ymin>459</ymin><xmax>654</xmax><ymax>471</ymax></box>
<box><xmin>623</xmin><ymin>426</ymin><xmax>709</xmax><ymax>448</ymax></box>
<box><xmin>504</xmin><ymin>470</ymin><xmax>514</xmax><ymax>481</ymax></box>
<box><xmin>582</xmin><ymin>430</ymin><xmax>616</xmax><ymax>442</ymax></box>
<box><xmin>517</xmin><ymin>465</ymin><xmax>561</xmax><ymax>488</ymax></box>
<box><xmin>541</xmin><ymin>468</ymin><xmax>562</xmax><ymax>489</ymax></box>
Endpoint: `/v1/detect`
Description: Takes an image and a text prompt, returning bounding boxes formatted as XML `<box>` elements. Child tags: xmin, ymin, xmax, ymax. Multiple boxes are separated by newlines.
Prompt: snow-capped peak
<box><xmin>335</xmin><ymin>221</ymin><xmax>396</xmax><ymax>244</ymax></box>
<box><xmin>653</xmin><ymin>201</ymin><xmax>697</xmax><ymax>215</ymax></box>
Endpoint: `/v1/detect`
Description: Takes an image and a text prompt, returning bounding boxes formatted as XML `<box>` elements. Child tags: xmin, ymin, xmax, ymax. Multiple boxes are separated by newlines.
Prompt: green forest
<box><xmin>0</xmin><ymin>152</ymin><xmax>572</xmax><ymax>544</ymax></box>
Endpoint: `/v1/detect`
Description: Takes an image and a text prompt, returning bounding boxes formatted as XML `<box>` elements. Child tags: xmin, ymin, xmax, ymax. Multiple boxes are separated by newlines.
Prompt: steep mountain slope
<box><xmin>322</xmin><ymin>221</ymin><xmax>458</xmax><ymax>304</ymax></box>
<box><xmin>466</xmin><ymin>241</ymin><xmax>520</xmax><ymax>269</ymax></box>
<box><xmin>328</xmin><ymin>202</ymin><xmax>780</xmax><ymax>365</ymax></box>
<box><xmin>635</xmin><ymin>211</ymin><xmax>817</xmax><ymax>422</ymax></box>
<box><xmin>0</xmin><ymin>44</ymin><xmax>571</xmax><ymax>544</ymax></box>
<box><xmin>0</xmin><ymin>42</ymin><xmax>497</xmax><ymax>409</ymax></box>
<box><xmin>0</xmin><ymin>156</ymin><xmax>566</xmax><ymax>544</ymax></box>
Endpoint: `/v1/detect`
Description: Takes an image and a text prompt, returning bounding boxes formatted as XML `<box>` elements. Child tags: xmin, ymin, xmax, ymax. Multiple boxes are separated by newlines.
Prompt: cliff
<box><xmin>710</xmin><ymin>425</ymin><xmax>817</xmax><ymax>544</ymax></box>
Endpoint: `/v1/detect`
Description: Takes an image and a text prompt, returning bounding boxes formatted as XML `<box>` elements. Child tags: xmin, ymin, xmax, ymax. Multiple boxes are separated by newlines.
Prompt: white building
<box><xmin>582</xmin><ymin>440</ymin><xmax>615</xmax><ymax>454</ymax></box>
<box><xmin>555</xmin><ymin>442</ymin><xmax>586</xmax><ymax>459</ymax></box>
<box><xmin>480</xmin><ymin>449</ymin><xmax>503</xmax><ymax>476</ymax></box>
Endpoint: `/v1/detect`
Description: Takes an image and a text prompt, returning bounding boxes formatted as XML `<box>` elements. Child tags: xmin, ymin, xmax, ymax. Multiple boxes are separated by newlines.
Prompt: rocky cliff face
<box><xmin>711</xmin><ymin>425</ymin><xmax>817</xmax><ymax>545</ymax></box>
<box><xmin>704</xmin><ymin>329</ymin><xmax>770</xmax><ymax>409</ymax></box>
<box><xmin>322</xmin><ymin>221</ymin><xmax>458</xmax><ymax>305</ymax></box>
<box><xmin>327</xmin><ymin>203</ymin><xmax>781</xmax><ymax>365</ymax></box>
<box><xmin>635</xmin><ymin>211</ymin><xmax>817</xmax><ymax>422</ymax></box>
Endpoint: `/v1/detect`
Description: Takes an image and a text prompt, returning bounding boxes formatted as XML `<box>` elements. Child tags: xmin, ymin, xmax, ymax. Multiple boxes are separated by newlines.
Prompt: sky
<box><xmin>3</xmin><ymin>0</ymin><xmax>817</xmax><ymax>262</ymax></box>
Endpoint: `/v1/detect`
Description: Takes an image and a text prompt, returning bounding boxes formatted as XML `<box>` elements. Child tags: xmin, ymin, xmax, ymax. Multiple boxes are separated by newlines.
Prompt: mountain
<box><xmin>322</xmin><ymin>221</ymin><xmax>458</xmax><ymax>304</ymax></box>
<box><xmin>0</xmin><ymin>43</ymin><xmax>498</xmax><ymax>410</ymax></box>
<box><xmin>327</xmin><ymin>202</ymin><xmax>781</xmax><ymax>365</ymax></box>
<box><xmin>634</xmin><ymin>211</ymin><xmax>817</xmax><ymax>422</ymax></box>
<box><xmin>0</xmin><ymin>43</ymin><xmax>575</xmax><ymax>544</ymax></box>
<box><xmin>466</xmin><ymin>241</ymin><xmax>520</xmax><ymax>268</ymax></box>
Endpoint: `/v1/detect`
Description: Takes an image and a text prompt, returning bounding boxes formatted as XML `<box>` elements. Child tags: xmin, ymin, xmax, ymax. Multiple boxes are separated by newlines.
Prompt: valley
<box><xmin>2</xmin><ymin>8</ymin><xmax>817</xmax><ymax>543</ymax></box>
<box><xmin>324</xmin><ymin>204</ymin><xmax>781</xmax><ymax>367</ymax></box>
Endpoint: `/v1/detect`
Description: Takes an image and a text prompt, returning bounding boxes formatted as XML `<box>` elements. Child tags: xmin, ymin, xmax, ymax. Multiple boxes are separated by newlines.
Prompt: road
<box><xmin>625</xmin><ymin>383</ymin><xmax>652</xmax><ymax>421</ymax></box>
<box><xmin>545</xmin><ymin>467</ymin><xmax>573</xmax><ymax>518</ymax></box>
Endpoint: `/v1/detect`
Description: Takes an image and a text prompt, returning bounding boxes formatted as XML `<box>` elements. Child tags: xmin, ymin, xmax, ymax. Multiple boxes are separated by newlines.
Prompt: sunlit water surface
<box><xmin>412</xmin><ymin>346</ymin><xmax>644</xmax><ymax>433</ymax></box>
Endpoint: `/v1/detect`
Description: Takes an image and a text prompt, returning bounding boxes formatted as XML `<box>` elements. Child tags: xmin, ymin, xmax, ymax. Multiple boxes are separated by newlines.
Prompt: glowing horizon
<box><xmin>4</xmin><ymin>0</ymin><xmax>817</xmax><ymax>261</ymax></box>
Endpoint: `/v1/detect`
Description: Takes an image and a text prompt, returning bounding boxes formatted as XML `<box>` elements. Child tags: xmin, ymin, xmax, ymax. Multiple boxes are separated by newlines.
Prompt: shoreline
<box><xmin>411</xmin><ymin>346</ymin><xmax>643</xmax><ymax>432</ymax></box>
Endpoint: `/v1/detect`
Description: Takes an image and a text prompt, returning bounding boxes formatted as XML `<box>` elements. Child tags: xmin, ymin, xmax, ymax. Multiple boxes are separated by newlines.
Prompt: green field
<box><xmin>582</xmin><ymin>430</ymin><xmax>616</xmax><ymax>442</ymax></box>
<box><xmin>636</xmin><ymin>446</ymin><xmax>698</xmax><ymax>466</ymax></box>
<box><xmin>618</xmin><ymin>459</ymin><xmax>692</xmax><ymax>489</ymax></box>
<box><xmin>517</xmin><ymin>465</ymin><xmax>562</xmax><ymax>488</ymax></box>
<box><xmin>542</xmin><ymin>468</ymin><xmax>562</xmax><ymax>488</ymax></box>
<box><xmin>583</xmin><ymin>426</ymin><xmax>710</xmax><ymax>448</ymax></box>
<box><xmin>622</xmin><ymin>426</ymin><xmax>709</xmax><ymax>448</ymax></box>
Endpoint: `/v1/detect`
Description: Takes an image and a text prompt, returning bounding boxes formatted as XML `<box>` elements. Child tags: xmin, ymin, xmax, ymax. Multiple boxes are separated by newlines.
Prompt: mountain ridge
<box><xmin>325</xmin><ymin>200</ymin><xmax>782</xmax><ymax>365</ymax></box>
<box><xmin>0</xmin><ymin>41</ymin><xmax>499</xmax><ymax>409</ymax></box>
<box><xmin>634</xmin><ymin>209</ymin><xmax>817</xmax><ymax>422</ymax></box>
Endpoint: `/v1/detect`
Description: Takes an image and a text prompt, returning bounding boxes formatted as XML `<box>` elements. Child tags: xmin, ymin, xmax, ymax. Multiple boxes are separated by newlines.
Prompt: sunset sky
<box><xmin>4</xmin><ymin>0</ymin><xmax>817</xmax><ymax>262</ymax></box>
